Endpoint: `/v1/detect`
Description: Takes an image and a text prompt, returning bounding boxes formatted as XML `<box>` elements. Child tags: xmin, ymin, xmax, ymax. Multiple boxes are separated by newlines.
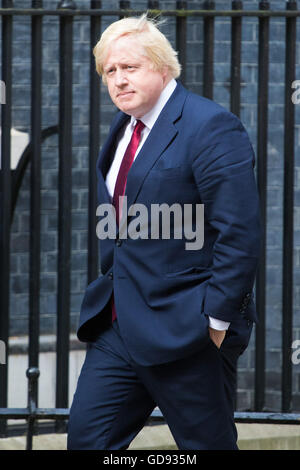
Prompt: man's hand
<box><xmin>209</xmin><ymin>327</ymin><xmax>226</xmax><ymax>349</ymax></box>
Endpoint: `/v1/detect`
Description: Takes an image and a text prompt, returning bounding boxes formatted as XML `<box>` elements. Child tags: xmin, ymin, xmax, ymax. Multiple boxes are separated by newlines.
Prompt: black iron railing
<box><xmin>0</xmin><ymin>0</ymin><xmax>300</xmax><ymax>450</ymax></box>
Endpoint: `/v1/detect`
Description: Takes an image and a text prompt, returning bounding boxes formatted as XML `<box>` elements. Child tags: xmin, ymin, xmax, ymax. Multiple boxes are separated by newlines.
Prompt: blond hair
<box><xmin>93</xmin><ymin>14</ymin><xmax>181</xmax><ymax>84</ymax></box>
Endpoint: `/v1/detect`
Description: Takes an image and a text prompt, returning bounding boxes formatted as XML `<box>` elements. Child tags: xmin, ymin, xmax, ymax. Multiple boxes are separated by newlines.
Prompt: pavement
<box><xmin>0</xmin><ymin>423</ymin><xmax>300</xmax><ymax>450</ymax></box>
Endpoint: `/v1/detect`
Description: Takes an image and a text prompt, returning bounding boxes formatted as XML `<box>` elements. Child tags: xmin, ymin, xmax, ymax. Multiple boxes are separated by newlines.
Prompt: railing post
<box><xmin>55</xmin><ymin>0</ymin><xmax>76</xmax><ymax>433</ymax></box>
<box><xmin>176</xmin><ymin>1</ymin><xmax>187</xmax><ymax>86</ymax></box>
<box><xmin>147</xmin><ymin>1</ymin><xmax>159</xmax><ymax>21</ymax></box>
<box><xmin>0</xmin><ymin>0</ymin><xmax>13</xmax><ymax>438</ymax></box>
<box><xmin>88</xmin><ymin>0</ymin><xmax>101</xmax><ymax>283</ymax></box>
<box><xmin>26</xmin><ymin>367</ymin><xmax>40</xmax><ymax>450</ymax></box>
<box><xmin>282</xmin><ymin>0</ymin><xmax>297</xmax><ymax>414</ymax></box>
<box><xmin>255</xmin><ymin>0</ymin><xmax>270</xmax><ymax>413</ymax></box>
<box><xmin>147</xmin><ymin>0</ymin><xmax>159</xmax><ymax>12</ymax></box>
<box><xmin>230</xmin><ymin>1</ymin><xmax>243</xmax><ymax>116</ymax></box>
<box><xmin>119</xmin><ymin>0</ymin><xmax>130</xmax><ymax>8</ymax></box>
<box><xmin>28</xmin><ymin>1</ymin><xmax>43</xmax><ymax>438</ymax></box>
<box><xmin>119</xmin><ymin>0</ymin><xmax>130</xmax><ymax>19</ymax></box>
<box><xmin>203</xmin><ymin>0</ymin><xmax>215</xmax><ymax>99</ymax></box>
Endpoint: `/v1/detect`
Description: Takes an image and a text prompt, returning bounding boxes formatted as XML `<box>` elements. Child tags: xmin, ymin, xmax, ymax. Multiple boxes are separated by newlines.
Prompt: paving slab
<box><xmin>0</xmin><ymin>424</ymin><xmax>300</xmax><ymax>450</ymax></box>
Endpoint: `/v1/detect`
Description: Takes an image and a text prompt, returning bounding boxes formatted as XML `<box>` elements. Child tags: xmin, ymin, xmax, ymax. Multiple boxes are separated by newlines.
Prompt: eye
<box><xmin>105</xmin><ymin>67</ymin><xmax>115</xmax><ymax>76</ymax></box>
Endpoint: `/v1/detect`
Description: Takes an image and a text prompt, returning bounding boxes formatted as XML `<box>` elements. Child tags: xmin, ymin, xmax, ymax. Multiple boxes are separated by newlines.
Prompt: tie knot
<box><xmin>134</xmin><ymin>120</ymin><xmax>145</xmax><ymax>135</ymax></box>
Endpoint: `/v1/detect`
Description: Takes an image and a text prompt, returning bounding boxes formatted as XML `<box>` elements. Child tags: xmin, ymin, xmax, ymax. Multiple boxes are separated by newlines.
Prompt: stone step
<box><xmin>0</xmin><ymin>423</ymin><xmax>300</xmax><ymax>450</ymax></box>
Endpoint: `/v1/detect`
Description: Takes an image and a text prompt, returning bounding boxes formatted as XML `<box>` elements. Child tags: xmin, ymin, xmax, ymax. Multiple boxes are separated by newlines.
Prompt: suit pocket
<box><xmin>165</xmin><ymin>266</ymin><xmax>211</xmax><ymax>279</ymax></box>
<box><xmin>150</xmin><ymin>166</ymin><xmax>183</xmax><ymax>179</ymax></box>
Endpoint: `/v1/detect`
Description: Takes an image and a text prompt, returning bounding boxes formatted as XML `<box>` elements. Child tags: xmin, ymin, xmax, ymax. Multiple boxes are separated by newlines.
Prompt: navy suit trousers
<box><xmin>67</xmin><ymin>318</ymin><xmax>252</xmax><ymax>450</ymax></box>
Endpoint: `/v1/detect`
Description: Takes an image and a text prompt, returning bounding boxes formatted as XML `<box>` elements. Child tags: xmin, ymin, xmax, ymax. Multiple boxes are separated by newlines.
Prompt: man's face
<box><xmin>103</xmin><ymin>35</ymin><xmax>169</xmax><ymax>118</ymax></box>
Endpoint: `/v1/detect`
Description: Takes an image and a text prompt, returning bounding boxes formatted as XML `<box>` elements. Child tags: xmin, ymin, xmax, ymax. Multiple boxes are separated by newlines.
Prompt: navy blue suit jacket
<box><xmin>77</xmin><ymin>81</ymin><xmax>261</xmax><ymax>366</ymax></box>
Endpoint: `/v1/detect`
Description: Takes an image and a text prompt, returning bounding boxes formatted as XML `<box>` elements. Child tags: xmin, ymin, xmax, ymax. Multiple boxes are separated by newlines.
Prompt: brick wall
<box><xmin>4</xmin><ymin>0</ymin><xmax>300</xmax><ymax>411</ymax></box>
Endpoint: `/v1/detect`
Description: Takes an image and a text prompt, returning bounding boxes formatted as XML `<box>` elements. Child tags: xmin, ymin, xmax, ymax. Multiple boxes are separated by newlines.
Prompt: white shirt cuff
<box><xmin>208</xmin><ymin>316</ymin><xmax>230</xmax><ymax>331</ymax></box>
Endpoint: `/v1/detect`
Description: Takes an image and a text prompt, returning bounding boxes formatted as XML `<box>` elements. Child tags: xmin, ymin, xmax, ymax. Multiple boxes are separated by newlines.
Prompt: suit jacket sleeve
<box><xmin>191</xmin><ymin>111</ymin><xmax>261</xmax><ymax>323</ymax></box>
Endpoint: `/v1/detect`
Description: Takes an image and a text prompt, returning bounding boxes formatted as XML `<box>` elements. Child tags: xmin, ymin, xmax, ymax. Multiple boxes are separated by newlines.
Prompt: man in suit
<box><xmin>67</xmin><ymin>14</ymin><xmax>261</xmax><ymax>450</ymax></box>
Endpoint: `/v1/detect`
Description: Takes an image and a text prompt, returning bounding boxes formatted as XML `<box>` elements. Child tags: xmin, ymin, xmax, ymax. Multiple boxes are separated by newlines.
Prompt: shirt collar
<box><xmin>130</xmin><ymin>78</ymin><xmax>177</xmax><ymax>131</ymax></box>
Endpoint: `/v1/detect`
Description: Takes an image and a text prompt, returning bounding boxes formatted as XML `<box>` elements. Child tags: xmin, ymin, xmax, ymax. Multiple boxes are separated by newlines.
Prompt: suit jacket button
<box><xmin>108</xmin><ymin>272</ymin><xmax>113</xmax><ymax>280</ymax></box>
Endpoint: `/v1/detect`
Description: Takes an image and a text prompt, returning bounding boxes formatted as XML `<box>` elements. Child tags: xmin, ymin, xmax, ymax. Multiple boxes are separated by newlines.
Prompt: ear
<box><xmin>161</xmin><ymin>65</ymin><xmax>171</xmax><ymax>85</ymax></box>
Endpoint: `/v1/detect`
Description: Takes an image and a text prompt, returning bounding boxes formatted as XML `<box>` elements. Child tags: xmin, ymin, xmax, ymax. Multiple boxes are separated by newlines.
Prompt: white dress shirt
<box><xmin>105</xmin><ymin>78</ymin><xmax>230</xmax><ymax>332</ymax></box>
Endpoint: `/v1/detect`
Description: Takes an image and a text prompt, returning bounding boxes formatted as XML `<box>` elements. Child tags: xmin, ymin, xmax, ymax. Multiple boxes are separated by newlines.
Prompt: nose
<box><xmin>115</xmin><ymin>68</ymin><xmax>128</xmax><ymax>86</ymax></box>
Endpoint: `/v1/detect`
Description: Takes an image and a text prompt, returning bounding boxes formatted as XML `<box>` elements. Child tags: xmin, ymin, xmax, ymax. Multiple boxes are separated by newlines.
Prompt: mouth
<box><xmin>117</xmin><ymin>91</ymin><xmax>135</xmax><ymax>98</ymax></box>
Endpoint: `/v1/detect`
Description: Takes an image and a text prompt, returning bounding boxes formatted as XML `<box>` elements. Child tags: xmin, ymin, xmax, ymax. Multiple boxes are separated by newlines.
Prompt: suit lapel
<box><xmin>124</xmin><ymin>81</ymin><xmax>188</xmax><ymax>212</ymax></box>
<box><xmin>96</xmin><ymin>112</ymin><xmax>130</xmax><ymax>204</ymax></box>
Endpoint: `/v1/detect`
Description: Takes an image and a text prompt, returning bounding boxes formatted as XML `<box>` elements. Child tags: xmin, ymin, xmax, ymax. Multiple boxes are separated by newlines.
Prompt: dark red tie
<box><xmin>111</xmin><ymin>119</ymin><xmax>145</xmax><ymax>322</ymax></box>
